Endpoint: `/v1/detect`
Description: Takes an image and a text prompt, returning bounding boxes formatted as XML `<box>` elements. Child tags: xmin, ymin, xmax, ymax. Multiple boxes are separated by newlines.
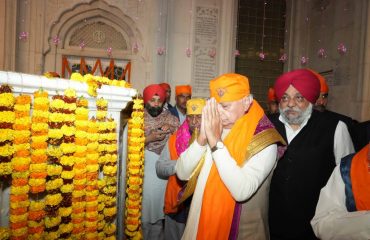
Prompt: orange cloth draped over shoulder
<box><xmin>164</xmin><ymin>134</ymin><xmax>183</xmax><ymax>214</ymax></box>
<box><xmin>197</xmin><ymin>73</ymin><xmax>264</xmax><ymax>239</ymax></box>
<box><xmin>351</xmin><ymin>143</ymin><xmax>370</xmax><ymax>211</ymax></box>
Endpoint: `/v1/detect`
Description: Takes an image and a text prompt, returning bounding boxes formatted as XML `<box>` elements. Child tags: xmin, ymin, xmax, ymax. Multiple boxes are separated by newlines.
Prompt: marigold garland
<box><xmin>124</xmin><ymin>98</ymin><xmax>144</xmax><ymax>239</ymax></box>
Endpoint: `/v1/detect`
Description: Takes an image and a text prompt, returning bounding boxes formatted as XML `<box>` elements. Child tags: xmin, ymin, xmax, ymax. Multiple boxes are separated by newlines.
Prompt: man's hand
<box><xmin>197</xmin><ymin>108</ymin><xmax>207</xmax><ymax>146</ymax></box>
<box><xmin>204</xmin><ymin>98</ymin><xmax>222</xmax><ymax>148</ymax></box>
<box><xmin>145</xmin><ymin>129</ymin><xmax>167</xmax><ymax>144</ymax></box>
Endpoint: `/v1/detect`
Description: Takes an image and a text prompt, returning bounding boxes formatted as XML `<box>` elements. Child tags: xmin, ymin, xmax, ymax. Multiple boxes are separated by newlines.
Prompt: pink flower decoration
<box><xmin>79</xmin><ymin>41</ymin><xmax>86</xmax><ymax>49</ymax></box>
<box><xmin>132</xmin><ymin>42</ymin><xmax>139</xmax><ymax>53</ymax></box>
<box><xmin>18</xmin><ymin>31</ymin><xmax>29</xmax><ymax>41</ymax></box>
<box><xmin>259</xmin><ymin>52</ymin><xmax>265</xmax><ymax>60</ymax></box>
<box><xmin>186</xmin><ymin>48</ymin><xmax>191</xmax><ymax>57</ymax></box>
<box><xmin>208</xmin><ymin>48</ymin><xmax>216</xmax><ymax>58</ymax></box>
<box><xmin>300</xmin><ymin>56</ymin><xmax>309</xmax><ymax>65</ymax></box>
<box><xmin>157</xmin><ymin>47</ymin><xmax>165</xmax><ymax>55</ymax></box>
<box><xmin>317</xmin><ymin>48</ymin><xmax>327</xmax><ymax>58</ymax></box>
<box><xmin>337</xmin><ymin>43</ymin><xmax>347</xmax><ymax>55</ymax></box>
<box><xmin>234</xmin><ymin>50</ymin><xmax>240</xmax><ymax>57</ymax></box>
<box><xmin>279</xmin><ymin>53</ymin><xmax>287</xmax><ymax>62</ymax></box>
<box><xmin>106</xmin><ymin>47</ymin><xmax>113</xmax><ymax>56</ymax></box>
<box><xmin>52</xmin><ymin>35</ymin><xmax>60</xmax><ymax>45</ymax></box>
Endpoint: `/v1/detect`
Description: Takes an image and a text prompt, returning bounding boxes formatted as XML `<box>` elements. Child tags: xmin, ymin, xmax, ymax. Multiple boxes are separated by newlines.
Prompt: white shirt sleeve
<box><xmin>212</xmin><ymin>144</ymin><xmax>277</xmax><ymax>202</ymax></box>
<box><xmin>311</xmin><ymin>166</ymin><xmax>370</xmax><ymax>239</ymax></box>
<box><xmin>334</xmin><ymin>121</ymin><xmax>355</xmax><ymax>165</ymax></box>
<box><xmin>155</xmin><ymin>142</ymin><xmax>176</xmax><ymax>179</ymax></box>
<box><xmin>175</xmin><ymin>140</ymin><xmax>207</xmax><ymax>181</ymax></box>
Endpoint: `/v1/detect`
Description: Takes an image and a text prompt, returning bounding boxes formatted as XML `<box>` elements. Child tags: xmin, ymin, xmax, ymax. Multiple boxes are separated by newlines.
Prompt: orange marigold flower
<box><xmin>10</xmin><ymin>194</ymin><xmax>27</xmax><ymax>202</ymax></box>
<box><xmin>74</xmin><ymin>185</ymin><xmax>85</xmax><ymax>191</ymax></box>
<box><xmin>15</xmin><ymin>150</ymin><xmax>30</xmax><ymax>158</ymax></box>
<box><xmin>28</xmin><ymin>210</ymin><xmax>45</xmax><ymax>221</ymax></box>
<box><xmin>72</xmin><ymin>208</ymin><xmax>84</xmax><ymax>214</ymax></box>
<box><xmin>71</xmin><ymin>218</ymin><xmax>84</xmax><ymax>224</ymax></box>
<box><xmin>29</xmin><ymin>172</ymin><xmax>47</xmax><ymax>179</ymax></box>
<box><xmin>12</xmin><ymin>178</ymin><xmax>28</xmax><ymax>186</ymax></box>
<box><xmin>33</xmin><ymin>90</ymin><xmax>48</xmax><ymax>98</ymax></box>
<box><xmin>73</xmin><ymin>174</ymin><xmax>86</xmax><ymax>180</ymax></box>
<box><xmin>33</xmin><ymin>104</ymin><xmax>48</xmax><ymax>111</ymax></box>
<box><xmin>72</xmin><ymin>227</ymin><xmax>84</xmax><ymax>234</ymax></box>
<box><xmin>10</xmin><ymin>221</ymin><xmax>27</xmax><ymax>230</ymax></box>
<box><xmin>30</xmin><ymin>155</ymin><xmax>47</xmax><ymax>163</ymax></box>
<box><xmin>11</xmin><ymin>234</ymin><xmax>28</xmax><ymax>240</ymax></box>
<box><xmin>31</xmin><ymin>142</ymin><xmax>47</xmax><ymax>150</ymax></box>
<box><xmin>86</xmin><ymin>172</ymin><xmax>98</xmax><ymax>180</ymax></box>
<box><xmin>75</xmin><ymin>138</ymin><xmax>88</xmax><ymax>146</ymax></box>
<box><xmin>12</xmin><ymin>164</ymin><xmax>29</xmax><ymax>172</ymax></box>
<box><xmin>15</xmin><ymin>95</ymin><xmax>31</xmax><ymax>104</ymax></box>
<box><xmin>15</xmin><ymin>111</ymin><xmax>28</xmax><ymax>118</ymax></box>
<box><xmin>85</xmin><ymin>206</ymin><xmax>98</xmax><ymax>212</ymax></box>
<box><xmin>30</xmin><ymin>185</ymin><xmax>45</xmax><ymax>194</ymax></box>
<box><xmin>85</xmin><ymin>196</ymin><xmax>98</xmax><ymax>202</ymax></box>
<box><xmin>13</xmin><ymin>123</ymin><xmax>30</xmax><ymax>130</ymax></box>
<box><xmin>10</xmin><ymin>207</ymin><xmax>27</xmax><ymax>215</ymax></box>
<box><xmin>86</xmin><ymin>226</ymin><xmax>98</xmax><ymax>233</ymax></box>
<box><xmin>28</xmin><ymin>225</ymin><xmax>43</xmax><ymax>234</ymax></box>
<box><xmin>13</xmin><ymin>137</ymin><xmax>29</xmax><ymax>145</ymax></box>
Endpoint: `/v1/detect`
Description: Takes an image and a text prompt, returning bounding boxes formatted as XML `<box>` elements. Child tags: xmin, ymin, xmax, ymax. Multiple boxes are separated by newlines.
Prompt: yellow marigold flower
<box><xmin>45</xmin><ymin>193</ymin><xmax>63</xmax><ymax>206</ymax></box>
<box><xmin>85</xmin><ymin>211</ymin><xmax>98</xmax><ymax>218</ymax></box>
<box><xmin>0</xmin><ymin>92</ymin><xmax>15</xmax><ymax>107</ymax></box>
<box><xmin>60</xmin><ymin>155</ymin><xmax>75</xmax><ymax>166</ymax></box>
<box><xmin>32</xmin><ymin>109</ymin><xmax>49</xmax><ymax>118</ymax></box>
<box><xmin>29</xmin><ymin>178</ymin><xmax>46</xmax><ymax>187</ymax></box>
<box><xmin>60</xmin><ymin>143</ymin><xmax>76</xmax><ymax>154</ymax></box>
<box><xmin>60</xmin><ymin>184</ymin><xmax>73</xmax><ymax>193</ymax></box>
<box><xmin>48</xmin><ymin>112</ymin><xmax>64</xmax><ymax>123</ymax></box>
<box><xmin>105</xmin><ymin>196</ymin><xmax>117</xmax><ymax>206</ymax></box>
<box><xmin>103</xmin><ymin>185</ymin><xmax>117</xmax><ymax>195</ymax></box>
<box><xmin>75</xmin><ymin>145</ymin><xmax>87</xmax><ymax>153</ymax></box>
<box><xmin>44</xmin><ymin>231</ymin><xmax>59</xmax><ymax>240</ymax></box>
<box><xmin>15</xmin><ymin>116</ymin><xmax>31</xmax><ymax>125</ymax></box>
<box><xmin>74</xmin><ymin>168</ymin><xmax>86</xmax><ymax>175</ymax></box>
<box><xmin>61</xmin><ymin>125</ymin><xmax>76</xmax><ymax>136</ymax></box>
<box><xmin>75</xmin><ymin>120</ymin><xmax>88</xmax><ymax>128</ymax></box>
<box><xmin>64</xmin><ymin>88</ymin><xmax>76</xmax><ymax>98</ymax></box>
<box><xmin>31</xmin><ymin>122</ymin><xmax>48</xmax><ymax>132</ymax></box>
<box><xmin>103</xmin><ymin>165</ymin><xmax>117</xmax><ymax>175</ymax></box>
<box><xmin>86</xmin><ymin>164</ymin><xmax>99</xmax><ymax>173</ymax></box>
<box><xmin>28</xmin><ymin>219</ymin><xmax>44</xmax><ymax>227</ymax></box>
<box><xmin>0</xmin><ymin>144</ymin><xmax>13</xmax><ymax>157</ymax></box>
<box><xmin>59</xmin><ymin>222</ymin><xmax>73</xmax><ymax>234</ymax></box>
<box><xmin>104</xmin><ymin>176</ymin><xmax>117</xmax><ymax>185</ymax></box>
<box><xmin>85</xmin><ymin>232</ymin><xmax>98</xmax><ymax>240</ymax></box>
<box><xmin>70</xmin><ymin>72</ymin><xmax>84</xmax><ymax>82</ymax></box>
<box><xmin>44</xmin><ymin>216</ymin><xmax>61</xmax><ymax>228</ymax></box>
<box><xmin>10</xmin><ymin>185</ymin><xmax>30</xmax><ymax>195</ymax></box>
<box><xmin>104</xmin><ymin>223</ymin><xmax>116</xmax><ymax>235</ymax></box>
<box><xmin>49</xmin><ymin>99</ymin><xmax>64</xmax><ymax>110</ymax></box>
<box><xmin>73</xmin><ymin>178</ymin><xmax>86</xmax><ymax>185</ymax></box>
<box><xmin>72</xmin><ymin>201</ymin><xmax>86</xmax><ymax>209</ymax></box>
<box><xmin>29</xmin><ymin>201</ymin><xmax>45</xmax><ymax>211</ymax></box>
<box><xmin>14</xmin><ymin>104</ymin><xmax>30</xmax><ymax>112</ymax></box>
<box><xmin>12</xmin><ymin>171</ymin><xmax>29</xmax><ymax>179</ymax></box>
<box><xmin>85</xmin><ymin>200</ymin><xmax>98</xmax><ymax>208</ymax></box>
<box><xmin>96</xmin><ymin>111</ymin><xmax>107</xmax><ymax>120</ymax></box>
<box><xmin>45</xmin><ymin>178</ymin><xmax>63</xmax><ymax>190</ymax></box>
<box><xmin>48</xmin><ymin>129</ymin><xmax>63</xmax><ymax>139</ymax></box>
<box><xmin>10</xmin><ymin>199</ymin><xmax>30</xmax><ymax>209</ymax></box>
<box><xmin>0</xmin><ymin>111</ymin><xmax>15</xmax><ymax>122</ymax></box>
<box><xmin>87</xmin><ymin>142</ymin><xmax>99</xmax><ymax>150</ymax></box>
<box><xmin>47</xmin><ymin>164</ymin><xmax>62</xmax><ymax>176</ymax></box>
<box><xmin>61</xmin><ymin>170</ymin><xmax>75</xmax><ymax>179</ymax></box>
<box><xmin>29</xmin><ymin>163</ymin><xmax>47</xmax><ymax>173</ymax></box>
<box><xmin>11</xmin><ymin>227</ymin><xmax>28</xmax><ymax>237</ymax></box>
<box><xmin>34</xmin><ymin>96</ymin><xmax>49</xmax><ymax>105</ymax></box>
<box><xmin>59</xmin><ymin>207</ymin><xmax>72</xmax><ymax>217</ymax></box>
<box><xmin>85</xmin><ymin>190</ymin><xmax>99</xmax><ymax>197</ymax></box>
<box><xmin>13</xmin><ymin>130</ymin><xmax>30</xmax><ymax>139</ymax></box>
<box><xmin>64</xmin><ymin>102</ymin><xmax>77</xmax><ymax>111</ymax></box>
<box><xmin>0</xmin><ymin>162</ymin><xmax>13</xmax><ymax>176</ymax></box>
<box><xmin>0</xmin><ymin>129</ymin><xmax>13</xmax><ymax>142</ymax></box>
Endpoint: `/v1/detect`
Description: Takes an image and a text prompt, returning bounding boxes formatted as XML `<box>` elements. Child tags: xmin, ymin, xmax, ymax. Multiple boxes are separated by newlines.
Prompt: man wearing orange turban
<box><xmin>306</xmin><ymin>69</ymin><xmax>329</xmax><ymax>112</ymax></box>
<box><xmin>268</xmin><ymin>69</ymin><xmax>354</xmax><ymax>240</ymax></box>
<box><xmin>142</xmin><ymin>84</ymin><xmax>179</xmax><ymax>240</ymax></box>
<box><xmin>267</xmin><ymin>87</ymin><xmax>279</xmax><ymax>115</ymax></box>
<box><xmin>176</xmin><ymin>73</ymin><xmax>285</xmax><ymax>239</ymax></box>
<box><xmin>159</xmin><ymin>82</ymin><xmax>174</xmax><ymax>110</ymax></box>
<box><xmin>169</xmin><ymin>85</ymin><xmax>192</xmax><ymax>124</ymax></box>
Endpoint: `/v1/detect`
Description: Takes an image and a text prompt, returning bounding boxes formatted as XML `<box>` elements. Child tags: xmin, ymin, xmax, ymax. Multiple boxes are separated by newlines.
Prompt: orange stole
<box><xmin>197</xmin><ymin>100</ymin><xmax>264</xmax><ymax>239</ymax></box>
<box><xmin>164</xmin><ymin>133</ymin><xmax>184</xmax><ymax>214</ymax></box>
<box><xmin>350</xmin><ymin>143</ymin><xmax>370</xmax><ymax>211</ymax></box>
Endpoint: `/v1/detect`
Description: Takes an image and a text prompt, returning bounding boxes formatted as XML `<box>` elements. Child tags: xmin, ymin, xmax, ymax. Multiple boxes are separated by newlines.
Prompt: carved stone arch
<box><xmin>43</xmin><ymin>0</ymin><xmax>142</xmax><ymax>56</ymax></box>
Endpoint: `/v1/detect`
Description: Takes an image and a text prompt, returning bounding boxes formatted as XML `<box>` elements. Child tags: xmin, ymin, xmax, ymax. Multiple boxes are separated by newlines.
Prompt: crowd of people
<box><xmin>140</xmin><ymin>69</ymin><xmax>370</xmax><ymax>240</ymax></box>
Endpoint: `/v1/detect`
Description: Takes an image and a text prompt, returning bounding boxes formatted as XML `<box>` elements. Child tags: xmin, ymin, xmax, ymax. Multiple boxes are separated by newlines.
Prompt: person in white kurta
<box><xmin>311</xmin><ymin>143</ymin><xmax>370</xmax><ymax>240</ymax></box>
<box><xmin>175</xmin><ymin>73</ymin><xmax>285</xmax><ymax>240</ymax></box>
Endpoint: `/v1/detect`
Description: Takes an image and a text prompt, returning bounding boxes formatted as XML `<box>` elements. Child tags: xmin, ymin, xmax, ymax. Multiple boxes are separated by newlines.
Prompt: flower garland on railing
<box><xmin>0</xmin><ymin>85</ymin><xmax>15</xmax><ymax>178</ymax></box>
<box><xmin>10</xmin><ymin>95</ymin><xmax>31</xmax><ymax>240</ymax></box>
<box><xmin>58</xmin><ymin>88</ymin><xmax>77</xmax><ymax>239</ymax></box>
<box><xmin>71</xmin><ymin>96</ymin><xmax>89</xmax><ymax>239</ymax></box>
<box><xmin>28</xmin><ymin>89</ymin><xmax>49</xmax><ymax>239</ymax></box>
<box><xmin>85</xmin><ymin>117</ymin><xmax>100</xmax><ymax>240</ymax></box>
<box><xmin>124</xmin><ymin>98</ymin><xmax>145</xmax><ymax>239</ymax></box>
<box><xmin>45</xmin><ymin>94</ymin><xmax>64</xmax><ymax>240</ymax></box>
<box><xmin>70</xmin><ymin>73</ymin><xmax>131</xmax><ymax>97</ymax></box>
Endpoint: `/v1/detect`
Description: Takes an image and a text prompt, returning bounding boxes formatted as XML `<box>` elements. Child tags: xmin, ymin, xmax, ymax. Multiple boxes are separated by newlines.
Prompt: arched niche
<box><xmin>43</xmin><ymin>0</ymin><xmax>143</xmax><ymax>73</ymax></box>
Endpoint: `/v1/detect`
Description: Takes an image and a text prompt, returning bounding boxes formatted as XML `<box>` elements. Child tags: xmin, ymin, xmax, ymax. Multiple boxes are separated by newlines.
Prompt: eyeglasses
<box><xmin>280</xmin><ymin>94</ymin><xmax>305</xmax><ymax>104</ymax></box>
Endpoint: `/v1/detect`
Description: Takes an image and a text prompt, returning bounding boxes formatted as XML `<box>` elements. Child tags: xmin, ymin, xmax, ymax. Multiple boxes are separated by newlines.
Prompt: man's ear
<box><xmin>243</xmin><ymin>95</ymin><xmax>253</xmax><ymax>112</ymax></box>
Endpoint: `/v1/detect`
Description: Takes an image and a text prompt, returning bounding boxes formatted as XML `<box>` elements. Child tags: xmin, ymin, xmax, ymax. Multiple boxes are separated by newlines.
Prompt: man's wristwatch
<box><xmin>211</xmin><ymin>141</ymin><xmax>224</xmax><ymax>153</ymax></box>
